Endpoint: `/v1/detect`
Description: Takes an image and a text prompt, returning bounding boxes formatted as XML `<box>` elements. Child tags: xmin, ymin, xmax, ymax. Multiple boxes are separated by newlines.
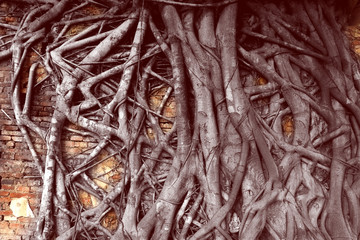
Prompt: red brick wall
<box><xmin>0</xmin><ymin>61</ymin><xmax>43</xmax><ymax>239</ymax></box>
<box><xmin>0</xmin><ymin>3</ymin><xmax>57</xmax><ymax>237</ymax></box>
<box><xmin>0</xmin><ymin>56</ymin><xmax>104</xmax><ymax>238</ymax></box>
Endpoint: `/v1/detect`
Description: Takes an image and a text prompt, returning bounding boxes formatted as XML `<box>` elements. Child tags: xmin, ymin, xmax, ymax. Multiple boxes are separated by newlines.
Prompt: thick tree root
<box><xmin>2</xmin><ymin>0</ymin><xmax>360</xmax><ymax>239</ymax></box>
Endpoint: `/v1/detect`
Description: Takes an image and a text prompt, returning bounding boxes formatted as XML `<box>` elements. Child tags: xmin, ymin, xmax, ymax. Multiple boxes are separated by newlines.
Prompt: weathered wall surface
<box><xmin>0</xmin><ymin>60</ymin><xmax>175</xmax><ymax>239</ymax></box>
<box><xmin>0</xmin><ymin>61</ymin><xmax>43</xmax><ymax>239</ymax></box>
<box><xmin>0</xmin><ymin>1</ymin><xmax>359</xmax><ymax>239</ymax></box>
<box><xmin>0</xmin><ymin>29</ymin><xmax>175</xmax><ymax>240</ymax></box>
<box><xmin>0</xmin><ymin>3</ymin><xmax>50</xmax><ymax>238</ymax></box>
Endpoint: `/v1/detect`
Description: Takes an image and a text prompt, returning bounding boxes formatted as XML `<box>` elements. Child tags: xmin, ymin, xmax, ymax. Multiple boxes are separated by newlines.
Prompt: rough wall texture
<box><xmin>0</xmin><ymin>4</ymin><xmax>55</xmax><ymax>237</ymax></box>
<box><xmin>0</xmin><ymin>62</ymin><xmax>43</xmax><ymax>239</ymax></box>
<box><xmin>0</xmin><ymin>2</ymin><xmax>359</xmax><ymax>239</ymax></box>
<box><xmin>0</xmin><ymin>42</ymin><xmax>175</xmax><ymax>240</ymax></box>
<box><xmin>0</xmin><ymin>58</ymin><xmax>175</xmax><ymax>239</ymax></box>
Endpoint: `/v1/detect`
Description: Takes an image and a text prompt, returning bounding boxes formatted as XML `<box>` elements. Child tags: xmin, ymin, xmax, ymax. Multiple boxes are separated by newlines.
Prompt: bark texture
<box><xmin>1</xmin><ymin>0</ymin><xmax>360</xmax><ymax>239</ymax></box>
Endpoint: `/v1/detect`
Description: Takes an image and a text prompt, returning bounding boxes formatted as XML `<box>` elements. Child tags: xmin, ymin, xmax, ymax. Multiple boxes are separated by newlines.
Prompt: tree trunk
<box><xmin>2</xmin><ymin>0</ymin><xmax>360</xmax><ymax>239</ymax></box>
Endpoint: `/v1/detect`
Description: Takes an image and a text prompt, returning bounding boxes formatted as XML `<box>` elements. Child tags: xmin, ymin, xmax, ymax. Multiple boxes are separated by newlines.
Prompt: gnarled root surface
<box><xmin>1</xmin><ymin>0</ymin><xmax>360</xmax><ymax>239</ymax></box>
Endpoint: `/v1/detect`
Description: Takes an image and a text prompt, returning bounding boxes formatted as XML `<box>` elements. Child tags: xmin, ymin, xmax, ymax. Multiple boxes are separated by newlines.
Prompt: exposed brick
<box><xmin>9</xmin><ymin>192</ymin><xmax>36</xmax><ymax>198</ymax></box>
<box><xmin>31</xmin><ymin>116</ymin><xmax>51</xmax><ymax>122</ymax></box>
<box><xmin>28</xmin><ymin>198</ymin><xmax>39</xmax><ymax>206</ymax></box>
<box><xmin>0</xmin><ymin>221</ymin><xmax>9</xmax><ymax>229</ymax></box>
<box><xmin>1</xmin><ymin>184</ymin><xmax>15</xmax><ymax>190</ymax></box>
<box><xmin>1</xmin><ymin>130</ymin><xmax>22</xmax><ymax>136</ymax></box>
<box><xmin>31</xmin><ymin>106</ymin><xmax>43</xmax><ymax>111</ymax></box>
<box><xmin>74</xmin><ymin>141</ymin><xmax>87</xmax><ymax>148</ymax></box>
<box><xmin>0</xmin><ymin>64</ymin><xmax>10</xmax><ymax>71</ymax></box>
<box><xmin>6</xmin><ymin>141</ymin><xmax>14</xmax><ymax>147</ymax></box>
<box><xmin>160</xmin><ymin>122</ymin><xmax>173</xmax><ymax>130</ymax></box>
<box><xmin>63</xmin><ymin>140</ymin><xmax>75</xmax><ymax>147</ymax></box>
<box><xmin>1</xmin><ymin>103</ymin><xmax>12</xmax><ymax>109</ymax></box>
<box><xmin>33</xmin><ymin>143</ymin><xmax>42</xmax><ymax>149</ymax></box>
<box><xmin>65</xmin><ymin>148</ymin><xmax>82</xmax><ymax>155</ymax></box>
<box><xmin>83</xmin><ymin>136</ymin><xmax>96</xmax><ymax>142</ymax></box>
<box><xmin>27</xmin><ymin>180</ymin><xmax>41</xmax><ymax>187</ymax></box>
<box><xmin>15</xmin><ymin>186</ymin><xmax>30</xmax><ymax>193</ymax></box>
<box><xmin>14</xmin><ymin>143</ymin><xmax>25</xmax><ymax>149</ymax></box>
<box><xmin>2</xmin><ymin>125</ymin><xmax>18</xmax><ymax>131</ymax></box>
<box><xmin>0</xmin><ymin>97</ymin><xmax>10</xmax><ymax>104</ymax></box>
<box><xmin>43</xmin><ymin>106</ymin><xmax>53</xmax><ymax>112</ymax></box>
<box><xmin>39</xmin><ymin>101</ymin><xmax>53</xmax><ymax>107</ymax></box>
<box><xmin>70</xmin><ymin>135</ymin><xmax>83</xmax><ymax>141</ymax></box>
<box><xmin>15</xmin><ymin>153</ymin><xmax>33</xmax><ymax>161</ymax></box>
<box><xmin>0</xmin><ymin>190</ymin><xmax>9</xmax><ymax>196</ymax></box>
<box><xmin>0</xmin><ymin>210</ymin><xmax>13</xmax><ymax>215</ymax></box>
<box><xmin>66</xmin><ymin>123</ymin><xmax>82</xmax><ymax>130</ymax></box>
<box><xmin>1</xmin><ymin>179</ymin><xmax>15</xmax><ymax>185</ymax></box>
<box><xmin>4</xmin><ymin>215</ymin><xmax>18</xmax><ymax>221</ymax></box>
<box><xmin>0</xmin><ymin>227</ymin><xmax>15</xmax><ymax>235</ymax></box>
<box><xmin>9</xmin><ymin>223</ymin><xmax>24</xmax><ymax>229</ymax></box>
<box><xmin>0</xmin><ymin>135</ymin><xmax>11</xmax><ymax>141</ymax></box>
<box><xmin>17</xmin><ymin>217</ymin><xmax>33</xmax><ymax>223</ymax></box>
<box><xmin>1</xmin><ymin>198</ymin><xmax>10</xmax><ymax>206</ymax></box>
<box><xmin>11</xmin><ymin>136</ymin><xmax>23</xmax><ymax>142</ymax></box>
<box><xmin>0</xmin><ymin>119</ymin><xmax>13</xmax><ymax>125</ymax></box>
<box><xmin>0</xmin><ymin>153</ymin><xmax>15</xmax><ymax>162</ymax></box>
<box><xmin>0</xmin><ymin>9</ymin><xmax>177</xmax><ymax>238</ymax></box>
<box><xmin>6</xmin><ymin>237</ymin><xmax>23</xmax><ymax>240</ymax></box>
<box><xmin>3</xmin><ymin>148</ymin><xmax>16</xmax><ymax>153</ymax></box>
<box><xmin>0</xmin><ymin>196</ymin><xmax>11</xmax><ymax>203</ymax></box>
<box><xmin>15</xmin><ymin>228</ymin><xmax>34</xmax><ymax>235</ymax></box>
<box><xmin>0</xmin><ymin>80</ymin><xmax>11</xmax><ymax>86</ymax></box>
<box><xmin>29</xmin><ymin>185</ymin><xmax>42</xmax><ymax>193</ymax></box>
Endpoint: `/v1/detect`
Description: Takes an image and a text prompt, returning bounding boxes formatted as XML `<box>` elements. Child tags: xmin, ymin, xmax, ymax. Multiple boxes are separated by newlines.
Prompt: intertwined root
<box><xmin>1</xmin><ymin>0</ymin><xmax>360</xmax><ymax>239</ymax></box>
